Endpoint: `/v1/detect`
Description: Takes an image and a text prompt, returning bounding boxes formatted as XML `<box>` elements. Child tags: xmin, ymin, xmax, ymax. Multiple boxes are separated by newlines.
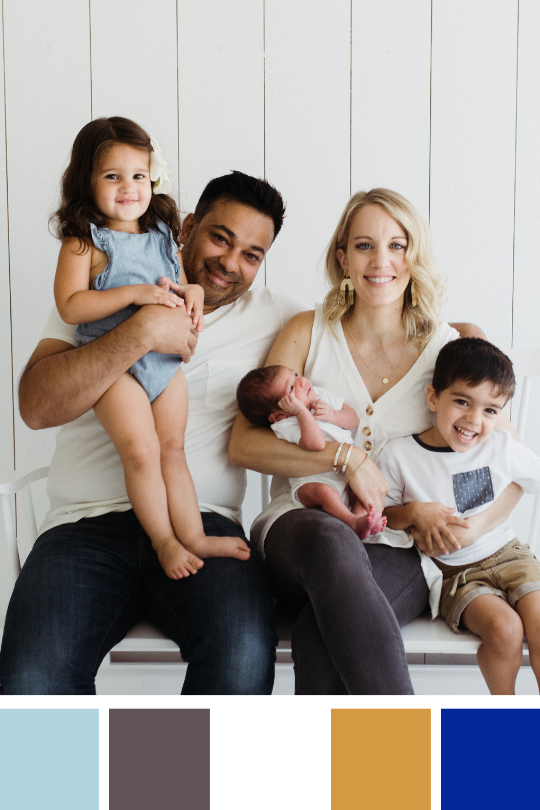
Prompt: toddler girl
<box><xmin>52</xmin><ymin>116</ymin><xmax>249</xmax><ymax>579</ymax></box>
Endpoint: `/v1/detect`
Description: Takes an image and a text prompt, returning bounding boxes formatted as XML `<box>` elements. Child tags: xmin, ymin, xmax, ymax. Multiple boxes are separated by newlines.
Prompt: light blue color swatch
<box><xmin>0</xmin><ymin>709</ymin><xmax>98</xmax><ymax>810</ymax></box>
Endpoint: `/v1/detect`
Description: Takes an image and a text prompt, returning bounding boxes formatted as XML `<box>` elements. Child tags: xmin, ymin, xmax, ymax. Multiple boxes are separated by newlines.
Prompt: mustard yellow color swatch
<box><xmin>332</xmin><ymin>709</ymin><xmax>430</xmax><ymax>809</ymax></box>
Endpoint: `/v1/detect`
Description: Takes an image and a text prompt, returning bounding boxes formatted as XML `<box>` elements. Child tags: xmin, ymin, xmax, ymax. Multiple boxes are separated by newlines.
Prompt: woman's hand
<box><xmin>345</xmin><ymin>447</ymin><xmax>389</xmax><ymax>512</ymax></box>
<box><xmin>408</xmin><ymin>502</ymin><xmax>470</xmax><ymax>556</ymax></box>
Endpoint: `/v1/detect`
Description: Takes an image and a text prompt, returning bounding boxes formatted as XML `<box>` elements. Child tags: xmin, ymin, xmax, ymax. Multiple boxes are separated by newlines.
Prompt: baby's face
<box><xmin>273</xmin><ymin>367</ymin><xmax>318</xmax><ymax>409</ymax></box>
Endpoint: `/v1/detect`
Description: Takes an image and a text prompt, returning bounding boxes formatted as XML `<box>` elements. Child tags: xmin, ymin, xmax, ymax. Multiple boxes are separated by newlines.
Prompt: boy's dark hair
<box><xmin>193</xmin><ymin>170</ymin><xmax>285</xmax><ymax>239</ymax></box>
<box><xmin>51</xmin><ymin>117</ymin><xmax>181</xmax><ymax>251</ymax></box>
<box><xmin>237</xmin><ymin>365</ymin><xmax>284</xmax><ymax>427</ymax></box>
<box><xmin>432</xmin><ymin>337</ymin><xmax>515</xmax><ymax>400</ymax></box>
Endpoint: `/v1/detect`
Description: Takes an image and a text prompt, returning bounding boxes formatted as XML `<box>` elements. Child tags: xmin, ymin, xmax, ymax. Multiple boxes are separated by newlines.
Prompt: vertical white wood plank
<box><xmin>3</xmin><ymin>0</ymin><xmax>91</xmax><ymax>488</ymax></box>
<box><xmin>430</xmin><ymin>0</ymin><xmax>518</xmax><ymax>344</ymax></box>
<box><xmin>264</xmin><ymin>0</ymin><xmax>350</xmax><ymax>306</ymax></box>
<box><xmin>90</xmin><ymin>0</ymin><xmax>179</xmax><ymax>199</ymax></box>
<box><xmin>177</xmin><ymin>1</ymin><xmax>264</xmax><ymax>216</ymax></box>
<box><xmin>513</xmin><ymin>0</ymin><xmax>540</xmax><ymax>350</ymax></box>
<box><xmin>0</xmin><ymin>5</ymin><xmax>13</xmax><ymax>481</ymax></box>
<box><xmin>512</xmin><ymin>1</ymin><xmax>540</xmax><ymax>467</ymax></box>
<box><xmin>351</xmin><ymin>0</ymin><xmax>432</xmax><ymax>218</ymax></box>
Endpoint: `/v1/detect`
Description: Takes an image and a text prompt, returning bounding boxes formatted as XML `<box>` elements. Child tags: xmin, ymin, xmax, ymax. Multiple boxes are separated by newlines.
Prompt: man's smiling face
<box><xmin>180</xmin><ymin>199</ymin><xmax>275</xmax><ymax>313</ymax></box>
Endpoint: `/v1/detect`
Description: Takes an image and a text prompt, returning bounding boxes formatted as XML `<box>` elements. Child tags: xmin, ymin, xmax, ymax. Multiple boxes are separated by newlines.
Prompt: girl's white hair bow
<box><xmin>149</xmin><ymin>136</ymin><xmax>172</xmax><ymax>195</ymax></box>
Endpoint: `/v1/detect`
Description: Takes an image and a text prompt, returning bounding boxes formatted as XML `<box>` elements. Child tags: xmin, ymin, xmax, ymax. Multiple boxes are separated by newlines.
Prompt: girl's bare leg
<box><xmin>462</xmin><ymin>594</ymin><xmax>524</xmax><ymax>694</ymax></box>
<box><xmin>515</xmin><ymin>591</ymin><xmax>540</xmax><ymax>691</ymax></box>
<box><xmin>151</xmin><ymin>370</ymin><xmax>250</xmax><ymax>561</ymax></box>
<box><xmin>298</xmin><ymin>482</ymin><xmax>385</xmax><ymax>539</ymax></box>
<box><xmin>94</xmin><ymin>373</ymin><xmax>203</xmax><ymax>579</ymax></box>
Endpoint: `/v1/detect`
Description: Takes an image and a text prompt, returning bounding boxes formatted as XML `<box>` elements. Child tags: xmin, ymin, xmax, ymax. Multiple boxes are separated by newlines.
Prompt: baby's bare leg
<box><xmin>515</xmin><ymin>591</ymin><xmax>540</xmax><ymax>691</ymax></box>
<box><xmin>94</xmin><ymin>373</ymin><xmax>203</xmax><ymax>579</ymax></box>
<box><xmin>298</xmin><ymin>482</ymin><xmax>360</xmax><ymax>531</ymax></box>
<box><xmin>462</xmin><ymin>594</ymin><xmax>524</xmax><ymax>694</ymax></box>
<box><xmin>152</xmin><ymin>370</ymin><xmax>250</xmax><ymax>561</ymax></box>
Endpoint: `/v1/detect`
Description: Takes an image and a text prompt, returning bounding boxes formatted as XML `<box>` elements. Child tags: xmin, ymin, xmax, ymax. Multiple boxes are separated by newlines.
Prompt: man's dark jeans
<box><xmin>0</xmin><ymin>511</ymin><xmax>277</xmax><ymax>695</ymax></box>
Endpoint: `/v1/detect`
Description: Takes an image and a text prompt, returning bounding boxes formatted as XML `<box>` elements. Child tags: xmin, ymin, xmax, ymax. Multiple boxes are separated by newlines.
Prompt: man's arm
<box><xmin>449</xmin><ymin>322</ymin><xmax>486</xmax><ymax>338</ymax></box>
<box><xmin>19</xmin><ymin>305</ymin><xmax>197</xmax><ymax>429</ymax></box>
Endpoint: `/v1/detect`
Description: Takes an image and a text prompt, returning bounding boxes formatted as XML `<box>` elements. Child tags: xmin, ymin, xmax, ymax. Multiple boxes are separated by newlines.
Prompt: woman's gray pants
<box><xmin>264</xmin><ymin>508</ymin><xmax>429</xmax><ymax>695</ymax></box>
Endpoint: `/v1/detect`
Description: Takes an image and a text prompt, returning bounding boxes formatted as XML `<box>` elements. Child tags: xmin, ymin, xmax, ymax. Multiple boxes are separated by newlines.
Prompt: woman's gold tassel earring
<box><xmin>410</xmin><ymin>280</ymin><xmax>418</xmax><ymax>308</ymax></box>
<box><xmin>339</xmin><ymin>276</ymin><xmax>355</xmax><ymax>306</ymax></box>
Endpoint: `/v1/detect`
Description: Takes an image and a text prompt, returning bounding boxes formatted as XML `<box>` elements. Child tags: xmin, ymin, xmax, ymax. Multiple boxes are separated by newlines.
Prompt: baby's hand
<box><xmin>277</xmin><ymin>392</ymin><xmax>305</xmax><ymax>416</ymax></box>
<box><xmin>312</xmin><ymin>398</ymin><xmax>335</xmax><ymax>422</ymax></box>
<box><xmin>131</xmin><ymin>283</ymin><xmax>183</xmax><ymax>308</ymax></box>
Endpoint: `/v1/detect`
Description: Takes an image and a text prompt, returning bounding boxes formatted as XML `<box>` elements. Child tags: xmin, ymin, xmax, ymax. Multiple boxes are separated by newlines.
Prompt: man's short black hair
<box><xmin>432</xmin><ymin>337</ymin><xmax>515</xmax><ymax>401</ymax></box>
<box><xmin>193</xmin><ymin>170</ymin><xmax>285</xmax><ymax>239</ymax></box>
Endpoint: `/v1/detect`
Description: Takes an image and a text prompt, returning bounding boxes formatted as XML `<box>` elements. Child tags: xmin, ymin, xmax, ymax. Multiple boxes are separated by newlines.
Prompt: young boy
<box><xmin>377</xmin><ymin>338</ymin><xmax>540</xmax><ymax>695</ymax></box>
<box><xmin>237</xmin><ymin>365</ymin><xmax>386</xmax><ymax>539</ymax></box>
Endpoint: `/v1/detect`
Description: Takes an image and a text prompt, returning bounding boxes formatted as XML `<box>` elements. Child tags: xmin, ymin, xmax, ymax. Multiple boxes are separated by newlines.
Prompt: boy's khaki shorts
<box><xmin>437</xmin><ymin>539</ymin><xmax>540</xmax><ymax>634</ymax></box>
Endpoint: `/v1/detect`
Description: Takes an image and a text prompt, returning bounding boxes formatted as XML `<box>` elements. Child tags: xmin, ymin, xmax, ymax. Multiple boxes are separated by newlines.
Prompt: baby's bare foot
<box><xmin>183</xmin><ymin>534</ymin><xmax>251</xmax><ymax>561</ymax></box>
<box><xmin>355</xmin><ymin>504</ymin><xmax>386</xmax><ymax>541</ymax></box>
<box><xmin>156</xmin><ymin>535</ymin><xmax>204</xmax><ymax>580</ymax></box>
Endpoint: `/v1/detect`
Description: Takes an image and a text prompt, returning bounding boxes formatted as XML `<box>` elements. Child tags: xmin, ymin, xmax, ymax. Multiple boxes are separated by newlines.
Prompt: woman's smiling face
<box><xmin>337</xmin><ymin>204</ymin><xmax>411</xmax><ymax>309</ymax></box>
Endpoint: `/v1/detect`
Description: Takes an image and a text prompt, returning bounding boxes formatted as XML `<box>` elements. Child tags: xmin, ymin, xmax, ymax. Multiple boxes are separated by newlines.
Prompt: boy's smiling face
<box><xmin>424</xmin><ymin>380</ymin><xmax>508</xmax><ymax>452</ymax></box>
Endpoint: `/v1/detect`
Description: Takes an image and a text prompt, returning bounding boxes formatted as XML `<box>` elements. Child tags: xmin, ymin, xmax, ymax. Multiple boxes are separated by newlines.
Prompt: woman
<box><xmin>230</xmin><ymin>188</ymin><xmax>521</xmax><ymax>694</ymax></box>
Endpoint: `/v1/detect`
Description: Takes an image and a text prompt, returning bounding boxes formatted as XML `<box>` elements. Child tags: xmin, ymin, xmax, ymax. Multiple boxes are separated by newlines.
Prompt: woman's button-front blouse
<box><xmin>363</xmin><ymin>440</ymin><xmax>373</xmax><ymax>452</ymax></box>
<box><xmin>361</xmin><ymin>426</ymin><xmax>371</xmax><ymax>436</ymax></box>
<box><xmin>366</xmin><ymin>405</ymin><xmax>374</xmax><ymax>416</ymax></box>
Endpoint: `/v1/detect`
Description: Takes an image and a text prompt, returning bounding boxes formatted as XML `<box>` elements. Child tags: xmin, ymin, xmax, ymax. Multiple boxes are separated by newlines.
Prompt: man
<box><xmin>0</xmin><ymin>171</ymin><xmax>302</xmax><ymax>695</ymax></box>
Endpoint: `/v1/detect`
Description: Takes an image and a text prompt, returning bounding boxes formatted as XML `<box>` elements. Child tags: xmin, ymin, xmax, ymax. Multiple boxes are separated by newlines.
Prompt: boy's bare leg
<box><xmin>515</xmin><ymin>591</ymin><xmax>540</xmax><ymax>690</ymax></box>
<box><xmin>94</xmin><ymin>373</ymin><xmax>203</xmax><ymax>579</ymax></box>
<box><xmin>297</xmin><ymin>482</ymin><xmax>384</xmax><ymax>540</ymax></box>
<box><xmin>152</xmin><ymin>370</ymin><xmax>250</xmax><ymax>561</ymax></box>
<box><xmin>462</xmin><ymin>594</ymin><xmax>524</xmax><ymax>694</ymax></box>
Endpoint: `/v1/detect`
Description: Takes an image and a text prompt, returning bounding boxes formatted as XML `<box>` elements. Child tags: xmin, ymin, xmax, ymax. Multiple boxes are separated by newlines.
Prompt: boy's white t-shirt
<box><xmin>377</xmin><ymin>429</ymin><xmax>540</xmax><ymax>615</ymax></box>
<box><xmin>39</xmin><ymin>287</ymin><xmax>303</xmax><ymax>534</ymax></box>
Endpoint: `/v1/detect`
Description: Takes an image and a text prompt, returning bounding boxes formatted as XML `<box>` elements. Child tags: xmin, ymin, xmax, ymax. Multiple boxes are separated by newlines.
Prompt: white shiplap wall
<box><xmin>1</xmin><ymin>0</ymin><xmax>539</xmax><ymax>541</ymax></box>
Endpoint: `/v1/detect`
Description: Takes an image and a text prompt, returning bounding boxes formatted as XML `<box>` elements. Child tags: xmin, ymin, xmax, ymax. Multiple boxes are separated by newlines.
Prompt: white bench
<box><xmin>1</xmin><ymin>348</ymin><xmax>540</xmax><ymax>694</ymax></box>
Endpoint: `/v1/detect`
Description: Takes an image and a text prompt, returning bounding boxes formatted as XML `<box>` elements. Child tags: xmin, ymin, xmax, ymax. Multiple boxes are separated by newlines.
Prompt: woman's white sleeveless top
<box><xmin>251</xmin><ymin>305</ymin><xmax>459</xmax><ymax>556</ymax></box>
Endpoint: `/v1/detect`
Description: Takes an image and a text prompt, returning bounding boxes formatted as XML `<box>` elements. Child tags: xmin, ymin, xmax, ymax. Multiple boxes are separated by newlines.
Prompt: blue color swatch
<box><xmin>0</xmin><ymin>709</ymin><xmax>98</xmax><ymax>810</ymax></box>
<box><xmin>442</xmin><ymin>709</ymin><xmax>539</xmax><ymax>806</ymax></box>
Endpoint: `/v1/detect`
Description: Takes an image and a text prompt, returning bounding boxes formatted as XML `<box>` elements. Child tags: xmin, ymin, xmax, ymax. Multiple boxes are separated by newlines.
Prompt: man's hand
<box><xmin>137</xmin><ymin>302</ymin><xmax>198</xmax><ymax>363</ymax></box>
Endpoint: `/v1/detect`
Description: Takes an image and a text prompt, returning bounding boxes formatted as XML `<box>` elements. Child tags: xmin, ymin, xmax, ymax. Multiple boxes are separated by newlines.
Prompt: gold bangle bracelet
<box><xmin>346</xmin><ymin>452</ymin><xmax>368</xmax><ymax>485</ymax></box>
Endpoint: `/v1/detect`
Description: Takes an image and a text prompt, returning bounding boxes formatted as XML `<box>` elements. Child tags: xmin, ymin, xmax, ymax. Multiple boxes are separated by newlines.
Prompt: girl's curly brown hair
<box><xmin>51</xmin><ymin>117</ymin><xmax>181</xmax><ymax>252</ymax></box>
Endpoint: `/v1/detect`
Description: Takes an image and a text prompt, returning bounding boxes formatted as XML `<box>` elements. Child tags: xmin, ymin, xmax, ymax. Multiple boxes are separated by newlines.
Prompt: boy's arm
<box><xmin>312</xmin><ymin>399</ymin><xmax>360</xmax><ymax>430</ymax></box>
<box><xmin>54</xmin><ymin>239</ymin><xmax>182</xmax><ymax>324</ymax></box>
<box><xmin>278</xmin><ymin>394</ymin><xmax>326</xmax><ymax>451</ymax></box>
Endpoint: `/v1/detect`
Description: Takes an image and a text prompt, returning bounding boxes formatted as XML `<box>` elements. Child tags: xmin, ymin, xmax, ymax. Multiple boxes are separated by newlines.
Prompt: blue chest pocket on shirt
<box><xmin>452</xmin><ymin>467</ymin><xmax>494</xmax><ymax>513</ymax></box>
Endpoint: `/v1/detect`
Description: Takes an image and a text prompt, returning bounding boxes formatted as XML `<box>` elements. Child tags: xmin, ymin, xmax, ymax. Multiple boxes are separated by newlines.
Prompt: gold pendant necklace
<box><xmin>346</xmin><ymin>320</ymin><xmax>408</xmax><ymax>385</ymax></box>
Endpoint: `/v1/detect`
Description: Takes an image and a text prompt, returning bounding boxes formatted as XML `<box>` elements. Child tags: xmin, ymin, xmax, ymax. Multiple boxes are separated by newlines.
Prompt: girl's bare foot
<box><xmin>156</xmin><ymin>535</ymin><xmax>204</xmax><ymax>579</ymax></box>
<box><xmin>183</xmin><ymin>534</ymin><xmax>251</xmax><ymax>561</ymax></box>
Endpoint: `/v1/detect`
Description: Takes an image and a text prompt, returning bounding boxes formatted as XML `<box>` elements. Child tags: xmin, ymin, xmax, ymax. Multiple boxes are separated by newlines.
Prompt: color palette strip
<box><xmin>109</xmin><ymin>708</ymin><xmax>210</xmax><ymax>810</ymax></box>
<box><xmin>441</xmin><ymin>709</ymin><xmax>539</xmax><ymax>807</ymax></box>
<box><xmin>0</xmin><ymin>709</ymin><xmax>99</xmax><ymax>810</ymax></box>
<box><xmin>332</xmin><ymin>709</ymin><xmax>431</xmax><ymax>809</ymax></box>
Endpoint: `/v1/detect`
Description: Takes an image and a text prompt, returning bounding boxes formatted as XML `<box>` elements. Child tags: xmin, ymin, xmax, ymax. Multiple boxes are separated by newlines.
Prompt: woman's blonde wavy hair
<box><xmin>323</xmin><ymin>188</ymin><xmax>446</xmax><ymax>347</ymax></box>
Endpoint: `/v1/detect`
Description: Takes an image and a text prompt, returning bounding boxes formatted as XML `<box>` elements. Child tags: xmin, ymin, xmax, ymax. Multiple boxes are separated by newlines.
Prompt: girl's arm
<box><xmin>312</xmin><ymin>399</ymin><xmax>360</xmax><ymax>430</ymax></box>
<box><xmin>54</xmin><ymin>239</ymin><xmax>182</xmax><ymax>325</ymax></box>
<box><xmin>229</xmin><ymin>310</ymin><xmax>389</xmax><ymax>511</ymax></box>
